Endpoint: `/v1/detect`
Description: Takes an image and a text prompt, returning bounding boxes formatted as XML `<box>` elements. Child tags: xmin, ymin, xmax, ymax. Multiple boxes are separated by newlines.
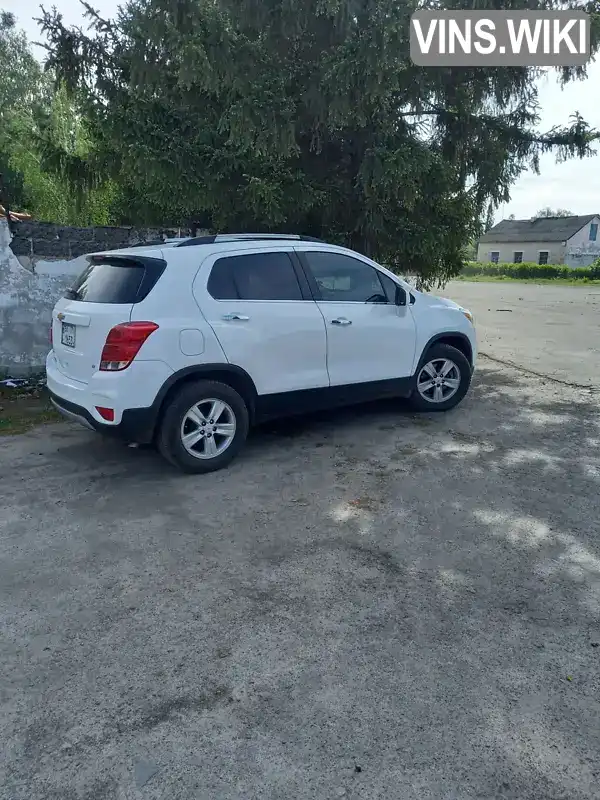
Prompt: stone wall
<box><xmin>9</xmin><ymin>221</ymin><xmax>191</xmax><ymax>268</ymax></box>
<box><xmin>0</xmin><ymin>219</ymin><xmax>192</xmax><ymax>375</ymax></box>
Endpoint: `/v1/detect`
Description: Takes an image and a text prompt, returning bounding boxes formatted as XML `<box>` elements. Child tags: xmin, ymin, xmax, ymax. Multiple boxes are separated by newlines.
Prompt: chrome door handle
<box><xmin>222</xmin><ymin>313</ymin><xmax>249</xmax><ymax>321</ymax></box>
<box><xmin>331</xmin><ymin>317</ymin><xmax>352</xmax><ymax>326</ymax></box>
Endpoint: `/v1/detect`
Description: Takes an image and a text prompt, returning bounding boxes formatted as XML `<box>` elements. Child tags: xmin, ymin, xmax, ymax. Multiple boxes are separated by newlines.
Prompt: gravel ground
<box><xmin>2</xmin><ymin>283</ymin><xmax>600</xmax><ymax>800</ymax></box>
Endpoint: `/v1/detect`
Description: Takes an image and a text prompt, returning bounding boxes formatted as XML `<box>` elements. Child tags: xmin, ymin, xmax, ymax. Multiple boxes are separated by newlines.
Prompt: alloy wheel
<box><xmin>180</xmin><ymin>398</ymin><xmax>237</xmax><ymax>459</ymax></box>
<box><xmin>416</xmin><ymin>359</ymin><xmax>461</xmax><ymax>404</ymax></box>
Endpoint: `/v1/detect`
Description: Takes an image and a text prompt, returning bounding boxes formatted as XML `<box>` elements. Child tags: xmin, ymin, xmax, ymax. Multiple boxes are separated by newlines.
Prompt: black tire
<box><xmin>157</xmin><ymin>380</ymin><xmax>249</xmax><ymax>473</ymax></box>
<box><xmin>407</xmin><ymin>343</ymin><xmax>472</xmax><ymax>412</ymax></box>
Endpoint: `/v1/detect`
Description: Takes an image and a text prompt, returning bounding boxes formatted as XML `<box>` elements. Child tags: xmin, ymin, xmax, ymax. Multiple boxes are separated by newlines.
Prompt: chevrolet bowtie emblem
<box><xmin>57</xmin><ymin>313</ymin><xmax>65</xmax><ymax>321</ymax></box>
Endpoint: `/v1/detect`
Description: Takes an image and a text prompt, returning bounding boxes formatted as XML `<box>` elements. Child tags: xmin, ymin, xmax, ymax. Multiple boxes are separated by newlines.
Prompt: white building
<box><xmin>477</xmin><ymin>214</ymin><xmax>600</xmax><ymax>266</ymax></box>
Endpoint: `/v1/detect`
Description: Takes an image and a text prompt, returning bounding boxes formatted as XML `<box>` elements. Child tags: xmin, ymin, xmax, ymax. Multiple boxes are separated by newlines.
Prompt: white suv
<box><xmin>46</xmin><ymin>234</ymin><xmax>477</xmax><ymax>473</ymax></box>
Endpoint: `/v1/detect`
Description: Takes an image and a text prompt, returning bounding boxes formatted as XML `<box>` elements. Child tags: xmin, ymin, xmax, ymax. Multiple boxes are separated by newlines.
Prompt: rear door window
<box><xmin>64</xmin><ymin>258</ymin><xmax>164</xmax><ymax>304</ymax></box>
<box><xmin>208</xmin><ymin>252</ymin><xmax>303</xmax><ymax>300</ymax></box>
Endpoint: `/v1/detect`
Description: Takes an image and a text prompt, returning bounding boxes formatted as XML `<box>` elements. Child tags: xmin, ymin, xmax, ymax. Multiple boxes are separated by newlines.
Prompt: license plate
<box><xmin>61</xmin><ymin>322</ymin><xmax>76</xmax><ymax>348</ymax></box>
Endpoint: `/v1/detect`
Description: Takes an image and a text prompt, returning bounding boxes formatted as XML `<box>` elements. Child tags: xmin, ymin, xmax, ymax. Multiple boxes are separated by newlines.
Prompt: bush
<box><xmin>462</xmin><ymin>261</ymin><xmax>600</xmax><ymax>280</ymax></box>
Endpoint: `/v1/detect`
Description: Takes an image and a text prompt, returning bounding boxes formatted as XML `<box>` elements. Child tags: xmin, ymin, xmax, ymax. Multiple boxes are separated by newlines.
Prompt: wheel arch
<box><xmin>152</xmin><ymin>364</ymin><xmax>258</xmax><ymax>436</ymax></box>
<box><xmin>416</xmin><ymin>332</ymin><xmax>473</xmax><ymax>371</ymax></box>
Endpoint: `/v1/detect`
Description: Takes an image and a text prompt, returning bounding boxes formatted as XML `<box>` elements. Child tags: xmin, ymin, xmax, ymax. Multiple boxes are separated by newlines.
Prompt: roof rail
<box><xmin>127</xmin><ymin>238</ymin><xmax>193</xmax><ymax>248</ymax></box>
<box><xmin>175</xmin><ymin>233</ymin><xmax>325</xmax><ymax>247</ymax></box>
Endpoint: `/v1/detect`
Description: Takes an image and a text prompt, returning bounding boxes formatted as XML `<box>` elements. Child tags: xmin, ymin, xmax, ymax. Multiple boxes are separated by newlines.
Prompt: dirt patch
<box><xmin>0</xmin><ymin>386</ymin><xmax>61</xmax><ymax>435</ymax></box>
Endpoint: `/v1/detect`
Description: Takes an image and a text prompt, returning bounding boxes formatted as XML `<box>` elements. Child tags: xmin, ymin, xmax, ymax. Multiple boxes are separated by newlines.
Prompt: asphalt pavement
<box><xmin>1</xmin><ymin>282</ymin><xmax>600</xmax><ymax>800</ymax></box>
<box><xmin>444</xmin><ymin>281</ymin><xmax>600</xmax><ymax>388</ymax></box>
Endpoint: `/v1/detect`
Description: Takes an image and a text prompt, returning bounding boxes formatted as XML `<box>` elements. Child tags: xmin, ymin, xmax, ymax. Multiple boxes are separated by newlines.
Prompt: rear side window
<box><xmin>208</xmin><ymin>252</ymin><xmax>302</xmax><ymax>301</ymax></box>
<box><xmin>64</xmin><ymin>257</ymin><xmax>165</xmax><ymax>304</ymax></box>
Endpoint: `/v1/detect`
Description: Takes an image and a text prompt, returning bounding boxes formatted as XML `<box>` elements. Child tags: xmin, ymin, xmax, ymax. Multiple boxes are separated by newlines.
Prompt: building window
<box><xmin>513</xmin><ymin>251</ymin><xmax>523</xmax><ymax>263</ymax></box>
<box><xmin>590</xmin><ymin>223</ymin><xmax>598</xmax><ymax>242</ymax></box>
<box><xmin>538</xmin><ymin>251</ymin><xmax>549</xmax><ymax>265</ymax></box>
<box><xmin>490</xmin><ymin>251</ymin><xmax>499</xmax><ymax>263</ymax></box>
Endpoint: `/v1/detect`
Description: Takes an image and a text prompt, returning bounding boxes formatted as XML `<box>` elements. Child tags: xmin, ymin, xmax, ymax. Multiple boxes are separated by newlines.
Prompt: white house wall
<box><xmin>564</xmin><ymin>216</ymin><xmax>600</xmax><ymax>268</ymax></box>
<box><xmin>476</xmin><ymin>241</ymin><xmax>566</xmax><ymax>264</ymax></box>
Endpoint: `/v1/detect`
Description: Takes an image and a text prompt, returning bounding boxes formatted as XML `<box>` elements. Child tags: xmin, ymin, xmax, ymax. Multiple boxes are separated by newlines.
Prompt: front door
<box><xmin>298</xmin><ymin>249</ymin><xmax>417</xmax><ymax>386</ymax></box>
<box><xmin>195</xmin><ymin>247</ymin><xmax>329</xmax><ymax>395</ymax></box>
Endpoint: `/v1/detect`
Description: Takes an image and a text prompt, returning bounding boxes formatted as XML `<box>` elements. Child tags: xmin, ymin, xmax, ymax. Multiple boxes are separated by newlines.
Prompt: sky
<box><xmin>4</xmin><ymin>0</ymin><xmax>600</xmax><ymax>222</ymax></box>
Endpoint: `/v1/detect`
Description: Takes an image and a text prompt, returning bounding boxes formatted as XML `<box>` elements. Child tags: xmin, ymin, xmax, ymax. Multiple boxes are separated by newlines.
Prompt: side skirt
<box><xmin>254</xmin><ymin>377</ymin><xmax>413</xmax><ymax>423</ymax></box>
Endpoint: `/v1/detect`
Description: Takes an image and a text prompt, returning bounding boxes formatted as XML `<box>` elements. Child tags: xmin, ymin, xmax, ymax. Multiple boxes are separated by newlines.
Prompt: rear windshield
<box><xmin>65</xmin><ymin>262</ymin><xmax>144</xmax><ymax>303</ymax></box>
<box><xmin>64</xmin><ymin>257</ymin><xmax>165</xmax><ymax>304</ymax></box>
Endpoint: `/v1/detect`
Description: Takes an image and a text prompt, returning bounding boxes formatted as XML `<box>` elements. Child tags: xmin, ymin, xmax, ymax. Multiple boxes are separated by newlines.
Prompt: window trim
<box><xmin>490</xmin><ymin>251</ymin><xmax>500</xmax><ymax>264</ymax></box>
<box><xmin>538</xmin><ymin>250</ymin><xmax>549</xmax><ymax>265</ymax></box>
<box><xmin>295</xmin><ymin>249</ymin><xmax>397</xmax><ymax>304</ymax></box>
<box><xmin>206</xmin><ymin>249</ymin><xmax>312</xmax><ymax>302</ymax></box>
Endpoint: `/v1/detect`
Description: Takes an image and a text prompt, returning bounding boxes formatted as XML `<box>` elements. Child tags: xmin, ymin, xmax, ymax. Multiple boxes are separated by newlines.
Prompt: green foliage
<box><xmin>463</xmin><ymin>261</ymin><xmax>600</xmax><ymax>280</ymax></box>
<box><xmin>533</xmin><ymin>207</ymin><xmax>575</xmax><ymax>218</ymax></box>
<box><xmin>0</xmin><ymin>10</ymin><xmax>42</xmax><ymax>210</ymax></box>
<box><xmin>0</xmin><ymin>11</ymin><xmax>117</xmax><ymax>224</ymax></box>
<box><xmin>23</xmin><ymin>0</ymin><xmax>600</xmax><ymax>286</ymax></box>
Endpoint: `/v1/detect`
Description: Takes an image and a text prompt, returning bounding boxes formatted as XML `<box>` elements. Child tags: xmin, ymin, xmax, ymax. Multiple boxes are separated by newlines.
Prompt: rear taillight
<box><xmin>100</xmin><ymin>322</ymin><xmax>159</xmax><ymax>371</ymax></box>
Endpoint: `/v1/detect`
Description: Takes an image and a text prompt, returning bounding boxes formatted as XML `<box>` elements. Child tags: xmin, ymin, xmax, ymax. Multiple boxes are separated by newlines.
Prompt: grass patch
<box><xmin>460</xmin><ymin>260</ymin><xmax>600</xmax><ymax>284</ymax></box>
<box><xmin>455</xmin><ymin>274</ymin><xmax>600</xmax><ymax>286</ymax></box>
<box><xmin>0</xmin><ymin>387</ymin><xmax>62</xmax><ymax>435</ymax></box>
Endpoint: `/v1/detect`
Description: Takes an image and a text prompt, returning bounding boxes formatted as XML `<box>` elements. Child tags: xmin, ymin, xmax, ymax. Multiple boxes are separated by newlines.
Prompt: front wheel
<box><xmin>407</xmin><ymin>343</ymin><xmax>472</xmax><ymax>412</ymax></box>
<box><xmin>157</xmin><ymin>380</ymin><xmax>249</xmax><ymax>473</ymax></box>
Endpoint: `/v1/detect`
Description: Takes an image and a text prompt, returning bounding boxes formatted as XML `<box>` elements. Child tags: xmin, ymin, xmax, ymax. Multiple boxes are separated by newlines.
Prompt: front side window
<box><xmin>208</xmin><ymin>252</ymin><xmax>302</xmax><ymax>300</ymax></box>
<box><xmin>378</xmin><ymin>271</ymin><xmax>400</xmax><ymax>303</ymax></box>
<box><xmin>538</xmin><ymin>251</ymin><xmax>549</xmax><ymax>265</ymax></box>
<box><xmin>304</xmin><ymin>251</ymin><xmax>389</xmax><ymax>303</ymax></box>
<box><xmin>490</xmin><ymin>251</ymin><xmax>499</xmax><ymax>264</ymax></box>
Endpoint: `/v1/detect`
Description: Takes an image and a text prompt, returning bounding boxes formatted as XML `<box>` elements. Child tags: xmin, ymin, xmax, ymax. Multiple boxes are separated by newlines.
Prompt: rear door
<box><xmin>196</xmin><ymin>247</ymin><xmax>328</xmax><ymax>394</ymax></box>
<box><xmin>51</xmin><ymin>253</ymin><xmax>165</xmax><ymax>384</ymax></box>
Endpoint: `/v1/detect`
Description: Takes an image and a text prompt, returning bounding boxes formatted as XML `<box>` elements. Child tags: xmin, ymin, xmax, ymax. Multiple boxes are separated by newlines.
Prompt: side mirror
<box><xmin>410</xmin><ymin>293</ymin><xmax>415</xmax><ymax>305</ymax></box>
<box><xmin>395</xmin><ymin>286</ymin><xmax>407</xmax><ymax>306</ymax></box>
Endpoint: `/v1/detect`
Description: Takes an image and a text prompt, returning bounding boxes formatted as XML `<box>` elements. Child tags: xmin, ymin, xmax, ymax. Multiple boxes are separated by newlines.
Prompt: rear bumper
<box><xmin>49</xmin><ymin>391</ymin><xmax>157</xmax><ymax>443</ymax></box>
<box><xmin>46</xmin><ymin>350</ymin><xmax>171</xmax><ymax>443</ymax></box>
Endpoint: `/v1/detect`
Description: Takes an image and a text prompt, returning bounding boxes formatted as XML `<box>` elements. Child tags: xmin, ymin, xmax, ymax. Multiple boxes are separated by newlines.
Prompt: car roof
<box><xmin>88</xmin><ymin>234</ymin><xmax>331</xmax><ymax>260</ymax></box>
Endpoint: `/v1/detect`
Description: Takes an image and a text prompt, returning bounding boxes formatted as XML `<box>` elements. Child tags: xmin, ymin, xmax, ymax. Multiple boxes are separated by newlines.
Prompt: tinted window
<box><xmin>207</xmin><ymin>258</ymin><xmax>237</xmax><ymax>300</ymax></box>
<box><xmin>64</xmin><ymin>261</ymin><xmax>145</xmax><ymax>303</ymax></box>
<box><xmin>208</xmin><ymin>252</ymin><xmax>302</xmax><ymax>301</ymax></box>
<box><xmin>378</xmin><ymin>272</ymin><xmax>399</xmax><ymax>303</ymax></box>
<box><xmin>305</xmin><ymin>252</ymin><xmax>388</xmax><ymax>302</ymax></box>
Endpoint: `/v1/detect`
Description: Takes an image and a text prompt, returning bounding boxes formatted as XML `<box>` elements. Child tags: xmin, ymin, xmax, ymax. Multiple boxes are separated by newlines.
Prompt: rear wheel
<box><xmin>407</xmin><ymin>343</ymin><xmax>471</xmax><ymax>412</ymax></box>
<box><xmin>157</xmin><ymin>380</ymin><xmax>249</xmax><ymax>473</ymax></box>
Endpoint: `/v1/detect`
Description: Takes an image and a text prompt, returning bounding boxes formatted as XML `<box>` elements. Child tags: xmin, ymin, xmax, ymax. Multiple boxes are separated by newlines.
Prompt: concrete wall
<box><xmin>0</xmin><ymin>219</ymin><xmax>191</xmax><ymax>375</ymax></box>
<box><xmin>476</xmin><ymin>240</ymin><xmax>566</xmax><ymax>264</ymax></box>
